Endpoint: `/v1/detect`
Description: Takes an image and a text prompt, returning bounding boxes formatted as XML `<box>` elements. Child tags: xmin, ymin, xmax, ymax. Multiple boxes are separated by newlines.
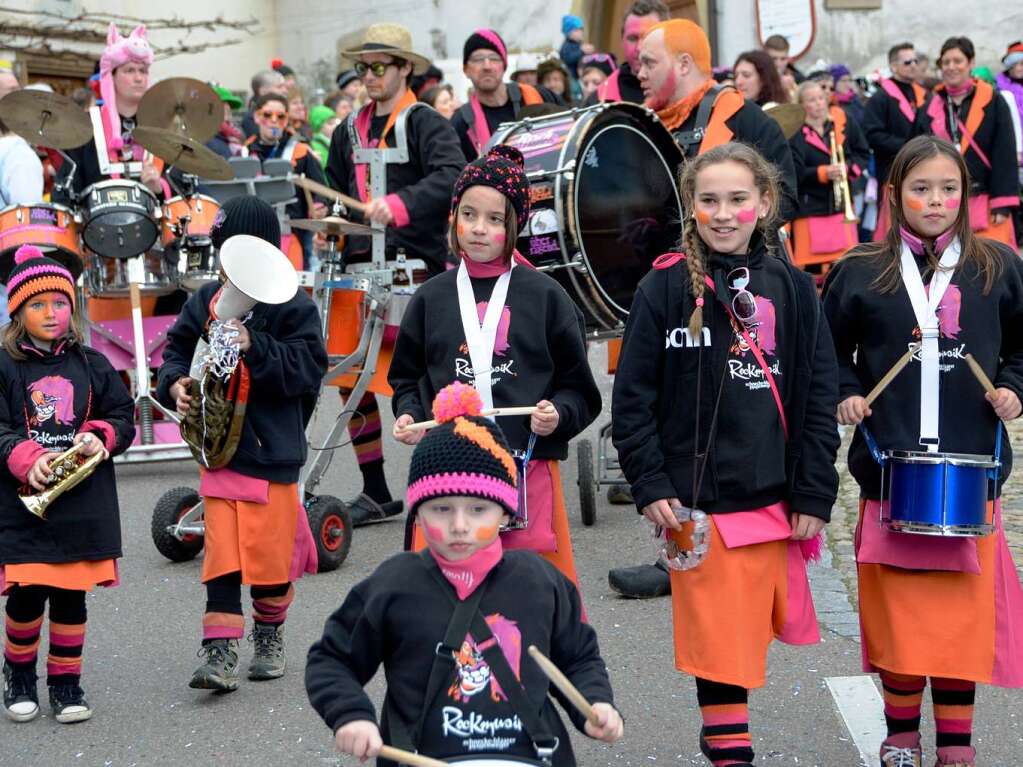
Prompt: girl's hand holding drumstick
<box><xmin>837</xmin><ymin>342</ymin><xmax>922</xmax><ymax>426</ymax></box>
<box><xmin>583</xmin><ymin>702</ymin><xmax>625</xmax><ymax>743</ymax></box>
<box><xmin>334</xmin><ymin>720</ymin><xmax>383</xmax><ymax>763</ymax></box>
<box><xmin>965</xmin><ymin>353</ymin><xmax>1023</xmax><ymax>420</ymax></box>
<box><xmin>530</xmin><ymin>400</ymin><xmax>559</xmax><ymax>436</ymax></box>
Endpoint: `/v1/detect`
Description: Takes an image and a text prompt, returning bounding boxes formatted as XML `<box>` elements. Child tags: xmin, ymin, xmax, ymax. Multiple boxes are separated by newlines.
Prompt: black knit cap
<box><xmin>451</xmin><ymin>145</ymin><xmax>530</xmax><ymax>230</ymax></box>
<box><xmin>406</xmin><ymin>382</ymin><xmax>519</xmax><ymax>519</ymax></box>
<box><xmin>210</xmin><ymin>195</ymin><xmax>281</xmax><ymax>250</ymax></box>
<box><xmin>463</xmin><ymin>28</ymin><xmax>508</xmax><ymax>67</ymax></box>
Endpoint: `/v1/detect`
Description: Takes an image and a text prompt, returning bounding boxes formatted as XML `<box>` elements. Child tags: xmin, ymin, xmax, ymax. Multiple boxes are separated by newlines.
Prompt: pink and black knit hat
<box><xmin>463</xmin><ymin>28</ymin><xmax>508</xmax><ymax>68</ymax></box>
<box><xmin>406</xmin><ymin>382</ymin><xmax>519</xmax><ymax>519</ymax></box>
<box><xmin>6</xmin><ymin>246</ymin><xmax>76</xmax><ymax>317</ymax></box>
<box><xmin>450</xmin><ymin>145</ymin><xmax>531</xmax><ymax>230</ymax></box>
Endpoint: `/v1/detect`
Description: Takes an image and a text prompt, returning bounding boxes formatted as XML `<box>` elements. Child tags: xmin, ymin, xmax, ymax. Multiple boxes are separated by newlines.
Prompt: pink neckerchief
<box><xmin>801</xmin><ymin>124</ymin><xmax>830</xmax><ymax>155</ymax></box>
<box><xmin>460</xmin><ymin>249</ymin><xmax>535</xmax><ymax>276</ymax></box>
<box><xmin>429</xmin><ymin>536</ymin><xmax>504</xmax><ymax>600</ymax></box>
<box><xmin>879</xmin><ymin>77</ymin><xmax>921</xmax><ymax>123</ymax></box>
<box><xmin>467</xmin><ymin>91</ymin><xmax>494</xmax><ymax>157</ymax></box>
<box><xmin>597</xmin><ymin>68</ymin><xmax>622</xmax><ymax>102</ymax></box>
<box><xmin>899</xmin><ymin>225</ymin><xmax>956</xmax><ymax>256</ymax></box>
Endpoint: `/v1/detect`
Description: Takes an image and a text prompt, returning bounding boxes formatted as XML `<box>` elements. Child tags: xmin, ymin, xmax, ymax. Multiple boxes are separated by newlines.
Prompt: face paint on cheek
<box><xmin>695</xmin><ymin>209</ymin><xmax>712</xmax><ymax>225</ymax></box>
<box><xmin>652</xmin><ymin>68</ymin><xmax>676</xmax><ymax>108</ymax></box>
<box><xmin>492</xmin><ymin>232</ymin><xmax>505</xmax><ymax>243</ymax></box>
<box><xmin>421</xmin><ymin>522</ymin><xmax>445</xmax><ymax>542</ymax></box>
<box><xmin>456</xmin><ymin>224</ymin><xmax>466</xmax><ymax>237</ymax></box>
<box><xmin>474</xmin><ymin>524</ymin><xmax>498</xmax><ymax>542</ymax></box>
<box><xmin>736</xmin><ymin>207</ymin><xmax>757</xmax><ymax>224</ymax></box>
<box><xmin>944</xmin><ymin>197</ymin><xmax>961</xmax><ymax>209</ymax></box>
<box><xmin>905</xmin><ymin>198</ymin><xmax>925</xmax><ymax>212</ymax></box>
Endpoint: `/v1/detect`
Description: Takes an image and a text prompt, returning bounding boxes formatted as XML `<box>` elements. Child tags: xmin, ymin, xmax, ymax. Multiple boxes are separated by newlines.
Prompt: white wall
<box><xmin>716</xmin><ymin>0</ymin><xmax>1023</xmax><ymax>75</ymax></box>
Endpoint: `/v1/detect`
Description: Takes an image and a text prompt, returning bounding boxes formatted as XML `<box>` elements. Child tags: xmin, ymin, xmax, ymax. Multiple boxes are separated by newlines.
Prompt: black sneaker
<box><xmin>605</xmin><ymin>484</ymin><xmax>635</xmax><ymax>505</ymax></box>
<box><xmin>347</xmin><ymin>494</ymin><xmax>404</xmax><ymax>527</ymax></box>
<box><xmin>189</xmin><ymin>639</ymin><xmax>240</xmax><ymax>692</ymax></box>
<box><xmin>48</xmin><ymin>682</ymin><xmax>91</xmax><ymax>724</ymax></box>
<box><xmin>248</xmin><ymin>624</ymin><xmax>286</xmax><ymax>681</ymax></box>
<box><xmin>3</xmin><ymin>662</ymin><xmax>39</xmax><ymax>722</ymax></box>
<box><xmin>607</xmin><ymin>560</ymin><xmax>672</xmax><ymax>599</ymax></box>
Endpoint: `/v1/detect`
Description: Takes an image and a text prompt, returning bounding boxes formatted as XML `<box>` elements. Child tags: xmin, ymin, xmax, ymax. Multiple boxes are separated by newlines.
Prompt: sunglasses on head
<box><xmin>354</xmin><ymin>60</ymin><xmax>400</xmax><ymax>78</ymax></box>
<box><xmin>727</xmin><ymin>267</ymin><xmax>759</xmax><ymax>327</ymax></box>
<box><xmin>259</xmin><ymin>110</ymin><xmax>287</xmax><ymax>122</ymax></box>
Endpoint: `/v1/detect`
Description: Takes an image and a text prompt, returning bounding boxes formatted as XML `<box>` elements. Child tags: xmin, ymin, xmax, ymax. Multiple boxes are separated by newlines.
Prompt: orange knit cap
<box><xmin>646</xmin><ymin>19</ymin><xmax>711</xmax><ymax>75</ymax></box>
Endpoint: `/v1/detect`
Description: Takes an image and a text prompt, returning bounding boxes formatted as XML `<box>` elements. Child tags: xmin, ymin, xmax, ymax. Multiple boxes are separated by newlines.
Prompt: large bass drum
<box><xmin>490</xmin><ymin>102</ymin><xmax>682</xmax><ymax>331</ymax></box>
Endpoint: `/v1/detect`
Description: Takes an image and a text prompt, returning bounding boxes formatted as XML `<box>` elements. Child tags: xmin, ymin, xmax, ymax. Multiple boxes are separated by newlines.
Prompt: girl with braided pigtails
<box><xmin>611</xmin><ymin>142</ymin><xmax>840</xmax><ymax>767</ymax></box>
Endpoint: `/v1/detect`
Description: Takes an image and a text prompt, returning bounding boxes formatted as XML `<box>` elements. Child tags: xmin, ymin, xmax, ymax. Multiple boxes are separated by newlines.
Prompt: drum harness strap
<box><xmin>384</xmin><ymin>551</ymin><xmax>560</xmax><ymax>763</ymax></box>
<box><xmin>672</xmin><ymin>85</ymin><xmax>723</xmax><ymax>159</ymax></box>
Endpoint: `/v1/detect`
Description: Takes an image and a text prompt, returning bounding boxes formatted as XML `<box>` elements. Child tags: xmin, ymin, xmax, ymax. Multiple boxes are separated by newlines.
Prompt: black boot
<box><xmin>3</xmin><ymin>662</ymin><xmax>38</xmax><ymax>722</ymax></box>
<box><xmin>48</xmin><ymin>681</ymin><xmax>91</xmax><ymax>723</ymax></box>
<box><xmin>607</xmin><ymin>560</ymin><xmax>672</xmax><ymax>599</ymax></box>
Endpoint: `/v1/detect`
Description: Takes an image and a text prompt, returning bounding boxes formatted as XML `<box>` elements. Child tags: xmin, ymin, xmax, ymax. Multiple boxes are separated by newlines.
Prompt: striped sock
<box><xmin>348</xmin><ymin>393</ymin><xmax>391</xmax><ymax>503</ymax></box>
<box><xmin>203</xmin><ymin>572</ymin><xmax>244</xmax><ymax>643</ymax></box>
<box><xmin>696</xmin><ymin>677</ymin><xmax>754</xmax><ymax>766</ymax></box>
<box><xmin>251</xmin><ymin>583</ymin><xmax>294</xmax><ymax>627</ymax></box>
<box><xmin>931</xmin><ymin>677</ymin><xmax>975</xmax><ymax>749</ymax></box>
<box><xmin>46</xmin><ymin>588</ymin><xmax>87</xmax><ymax>685</ymax></box>
<box><xmin>4</xmin><ymin>585</ymin><xmax>47</xmax><ymax>670</ymax></box>
<box><xmin>880</xmin><ymin>670</ymin><xmax>926</xmax><ymax>737</ymax></box>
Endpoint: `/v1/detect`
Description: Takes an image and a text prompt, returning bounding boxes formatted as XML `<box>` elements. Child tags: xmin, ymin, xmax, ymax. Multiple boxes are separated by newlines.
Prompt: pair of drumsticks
<box><xmin>376</xmin><ymin>646</ymin><xmax>598</xmax><ymax>767</ymax></box>
<box><xmin>864</xmin><ymin>342</ymin><xmax>996</xmax><ymax>405</ymax></box>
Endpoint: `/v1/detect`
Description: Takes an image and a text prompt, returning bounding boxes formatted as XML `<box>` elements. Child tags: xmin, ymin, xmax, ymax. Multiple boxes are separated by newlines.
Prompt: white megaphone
<box><xmin>215</xmin><ymin>234</ymin><xmax>299</xmax><ymax>319</ymax></box>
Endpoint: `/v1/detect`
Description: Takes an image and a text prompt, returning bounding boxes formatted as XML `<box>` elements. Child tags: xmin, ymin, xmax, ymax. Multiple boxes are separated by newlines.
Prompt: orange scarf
<box><xmin>656</xmin><ymin>80</ymin><xmax>715</xmax><ymax>132</ymax></box>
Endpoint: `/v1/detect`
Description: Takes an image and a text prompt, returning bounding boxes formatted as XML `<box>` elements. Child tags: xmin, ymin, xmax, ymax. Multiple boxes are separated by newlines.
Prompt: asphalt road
<box><xmin>4</xmin><ymin>351</ymin><xmax>1022</xmax><ymax>766</ymax></box>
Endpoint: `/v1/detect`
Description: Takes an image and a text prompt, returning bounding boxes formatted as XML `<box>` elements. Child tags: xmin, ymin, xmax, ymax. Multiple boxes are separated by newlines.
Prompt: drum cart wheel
<box><xmin>306</xmin><ymin>494</ymin><xmax>353</xmax><ymax>573</ymax></box>
<box><xmin>577</xmin><ymin>439</ymin><xmax>597</xmax><ymax>526</ymax></box>
<box><xmin>151</xmin><ymin>486</ymin><xmax>204</xmax><ymax>562</ymax></box>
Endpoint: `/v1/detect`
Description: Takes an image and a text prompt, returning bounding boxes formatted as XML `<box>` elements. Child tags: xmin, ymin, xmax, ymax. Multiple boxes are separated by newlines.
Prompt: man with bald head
<box><xmin>607</xmin><ymin>19</ymin><xmax>798</xmax><ymax>601</ymax></box>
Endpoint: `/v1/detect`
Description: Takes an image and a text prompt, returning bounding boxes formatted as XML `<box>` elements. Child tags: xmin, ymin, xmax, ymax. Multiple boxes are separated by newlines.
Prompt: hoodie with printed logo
<box><xmin>612</xmin><ymin>234</ymin><xmax>840</xmax><ymax>519</ymax></box>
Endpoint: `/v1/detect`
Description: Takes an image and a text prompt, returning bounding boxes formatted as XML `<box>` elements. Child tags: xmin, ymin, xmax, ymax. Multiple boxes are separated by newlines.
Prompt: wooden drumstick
<box><xmin>294</xmin><ymin>174</ymin><xmax>368</xmax><ymax>214</ymax></box>
<box><xmin>864</xmin><ymin>342</ymin><xmax>921</xmax><ymax>406</ymax></box>
<box><xmin>400</xmin><ymin>405</ymin><xmax>546</xmax><ymax>433</ymax></box>
<box><xmin>964</xmin><ymin>353</ymin><xmax>997</xmax><ymax>395</ymax></box>
<box><xmin>527</xmin><ymin>645</ymin><xmax>599</xmax><ymax>726</ymax></box>
<box><xmin>377</xmin><ymin>746</ymin><xmax>449</xmax><ymax>767</ymax></box>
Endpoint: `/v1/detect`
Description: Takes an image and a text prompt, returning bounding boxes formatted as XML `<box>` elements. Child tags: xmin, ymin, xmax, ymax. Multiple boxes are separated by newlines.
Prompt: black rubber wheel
<box><xmin>577</xmin><ymin>439</ymin><xmax>596</xmax><ymax>526</ymax></box>
<box><xmin>151</xmin><ymin>486</ymin><xmax>204</xmax><ymax>562</ymax></box>
<box><xmin>306</xmin><ymin>494</ymin><xmax>353</xmax><ymax>573</ymax></box>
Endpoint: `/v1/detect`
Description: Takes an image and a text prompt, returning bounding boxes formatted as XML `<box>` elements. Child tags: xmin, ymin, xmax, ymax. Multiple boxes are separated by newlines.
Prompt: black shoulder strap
<box><xmin>673</xmin><ymin>84</ymin><xmax>723</xmax><ymax>158</ymax></box>
<box><xmin>458</xmin><ymin>100</ymin><xmax>476</xmax><ymax>129</ymax></box>
<box><xmin>508</xmin><ymin>82</ymin><xmax>524</xmax><ymax>115</ymax></box>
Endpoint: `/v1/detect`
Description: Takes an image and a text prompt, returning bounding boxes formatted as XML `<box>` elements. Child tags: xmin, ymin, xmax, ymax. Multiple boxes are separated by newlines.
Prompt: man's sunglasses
<box><xmin>354</xmin><ymin>60</ymin><xmax>401</xmax><ymax>78</ymax></box>
<box><xmin>900</xmin><ymin>58</ymin><xmax>919</xmax><ymax>66</ymax></box>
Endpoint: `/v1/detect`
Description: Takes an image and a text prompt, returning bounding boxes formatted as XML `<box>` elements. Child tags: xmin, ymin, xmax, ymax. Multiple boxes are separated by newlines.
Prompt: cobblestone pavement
<box><xmin>824</xmin><ymin>418</ymin><xmax>1023</xmax><ymax>625</ymax></box>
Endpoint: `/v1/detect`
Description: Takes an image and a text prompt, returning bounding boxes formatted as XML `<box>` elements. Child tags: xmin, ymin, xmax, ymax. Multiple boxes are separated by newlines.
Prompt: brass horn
<box><xmin>19</xmin><ymin>437</ymin><xmax>104</xmax><ymax>520</ymax></box>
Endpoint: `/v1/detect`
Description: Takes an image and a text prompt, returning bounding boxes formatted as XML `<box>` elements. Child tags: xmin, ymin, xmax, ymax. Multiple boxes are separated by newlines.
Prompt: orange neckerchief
<box><xmin>359</xmin><ymin>88</ymin><xmax>419</xmax><ymax>150</ymax></box>
<box><xmin>656</xmin><ymin>79</ymin><xmax>715</xmax><ymax>132</ymax></box>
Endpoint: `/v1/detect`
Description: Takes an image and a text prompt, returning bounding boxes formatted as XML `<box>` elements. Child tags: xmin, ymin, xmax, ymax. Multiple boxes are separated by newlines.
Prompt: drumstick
<box><xmin>864</xmin><ymin>342</ymin><xmax>921</xmax><ymax>406</ymax></box>
<box><xmin>293</xmin><ymin>174</ymin><xmax>368</xmax><ymax>214</ymax></box>
<box><xmin>377</xmin><ymin>746</ymin><xmax>449</xmax><ymax>767</ymax></box>
<box><xmin>400</xmin><ymin>405</ymin><xmax>546</xmax><ymax>433</ymax></box>
<box><xmin>527</xmin><ymin>645</ymin><xmax>599</xmax><ymax>726</ymax></box>
<box><xmin>964</xmin><ymin>353</ymin><xmax>997</xmax><ymax>395</ymax></box>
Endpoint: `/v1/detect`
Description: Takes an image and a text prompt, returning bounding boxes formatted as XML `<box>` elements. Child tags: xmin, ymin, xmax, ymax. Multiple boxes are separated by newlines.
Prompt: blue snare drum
<box><xmin>880</xmin><ymin>450</ymin><xmax>996</xmax><ymax>537</ymax></box>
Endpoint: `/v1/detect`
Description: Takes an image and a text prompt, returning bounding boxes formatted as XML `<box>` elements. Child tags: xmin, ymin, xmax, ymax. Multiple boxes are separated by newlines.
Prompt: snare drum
<box><xmin>81</xmin><ymin>180</ymin><xmax>160</xmax><ymax>259</ymax></box>
<box><xmin>490</xmin><ymin>102</ymin><xmax>683</xmax><ymax>331</ymax></box>
<box><xmin>161</xmin><ymin>194</ymin><xmax>221</xmax><ymax>247</ymax></box>
<box><xmin>84</xmin><ymin>251</ymin><xmax>180</xmax><ymax>297</ymax></box>
<box><xmin>881</xmin><ymin>450</ymin><xmax>997</xmax><ymax>537</ymax></box>
<box><xmin>0</xmin><ymin>203</ymin><xmax>83</xmax><ymax>280</ymax></box>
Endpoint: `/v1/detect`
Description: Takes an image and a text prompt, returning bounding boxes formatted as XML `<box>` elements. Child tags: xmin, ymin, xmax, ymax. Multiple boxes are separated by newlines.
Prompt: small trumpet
<box><xmin>829</xmin><ymin>127</ymin><xmax>857</xmax><ymax>223</ymax></box>
<box><xmin>19</xmin><ymin>436</ymin><xmax>104</xmax><ymax>520</ymax></box>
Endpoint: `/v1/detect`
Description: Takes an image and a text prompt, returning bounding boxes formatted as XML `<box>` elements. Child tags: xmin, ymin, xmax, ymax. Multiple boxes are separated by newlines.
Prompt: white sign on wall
<box><xmin>755</xmin><ymin>0</ymin><xmax>816</xmax><ymax>59</ymax></box>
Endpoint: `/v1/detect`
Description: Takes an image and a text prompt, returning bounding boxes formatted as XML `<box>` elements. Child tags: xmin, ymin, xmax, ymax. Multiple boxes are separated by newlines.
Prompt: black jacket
<box><xmin>790</xmin><ymin>114</ymin><xmax>870</xmax><ymax>218</ymax></box>
<box><xmin>612</xmin><ymin>236</ymin><xmax>840</xmax><ymax>519</ymax></box>
<box><xmin>326</xmin><ymin>102</ymin><xmax>466</xmax><ymax>275</ymax></box>
<box><xmin>306</xmin><ymin>550</ymin><xmax>614</xmax><ymax>767</ymax></box>
<box><xmin>388</xmin><ymin>266</ymin><xmax>601</xmax><ymax>460</ymax></box>
<box><xmin>451</xmin><ymin>84</ymin><xmax>563</xmax><ymax>160</ymax></box>
<box><xmin>156</xmin><ymin>281</ymin><xmax>328</xmax><ymax>483</ymax></box>
<box><xmin>583</xmin><ymin>62</ymin><xmax>645</xmax><ymax>105</ymax></box>
<box><xmin>862</xmin><ymin>78</ymin><xmax>926</xmax><ymax>185</ymax></box>
<box><xmin>0</xmin><ymin>342</ymin><xmax>134</xmax><ymax>564</ymax></box>
<box><xmin>822</xmin><ymin>241</ymin><xmax>1023</xmax><ymax>499</ymax></box>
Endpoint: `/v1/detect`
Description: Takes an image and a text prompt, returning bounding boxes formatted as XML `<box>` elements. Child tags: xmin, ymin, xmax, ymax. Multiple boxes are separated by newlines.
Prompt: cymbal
<box><xmin>289</xmin><ymin>217</ymin><xmax>374</xmax><ymax>236</ymax></box>
<box><xmin>763</xmin><ymin>103</ymin><xmax>806</xmax><ymax>140</ymax></box>
<box><xmin>0</xmin><ymin>90</ymin><xmax>92</xmax><ymax>149</ymax></box>
<box><xmin>137</xmin><ymin>78</ymin><xmax>221</xmax><ymax>143</ymax></box>
<box><xmin>132</xmin><ymin>126</ymin><xmax>234</xmax><ymax>180</ymax></box>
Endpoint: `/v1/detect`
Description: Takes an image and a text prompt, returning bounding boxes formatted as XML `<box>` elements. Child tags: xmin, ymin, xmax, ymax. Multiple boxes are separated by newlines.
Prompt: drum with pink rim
<box><xmin>0</xmin><ymin>203</ymin><xmax>84</xmax><ymax>281</ymax></box>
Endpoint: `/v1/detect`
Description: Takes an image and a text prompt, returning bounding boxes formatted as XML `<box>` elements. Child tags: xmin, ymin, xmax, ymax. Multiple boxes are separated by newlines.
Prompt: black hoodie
<box><xmin>612</xmin><ymin>235</ymin><xmax>840</xmax><ymax>519</ymax></box>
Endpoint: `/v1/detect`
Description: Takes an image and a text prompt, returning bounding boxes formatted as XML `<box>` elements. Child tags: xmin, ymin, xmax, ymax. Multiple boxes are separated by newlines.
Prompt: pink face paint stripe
<box><xmin>944</xmin><ymin>197</ymin><xmax>961</xmax><ymax>209</ymax></box>
<box><xmin>736</xmin><ymin>207</ymin><xmax>757</xmax><ymax>224</ymax></box>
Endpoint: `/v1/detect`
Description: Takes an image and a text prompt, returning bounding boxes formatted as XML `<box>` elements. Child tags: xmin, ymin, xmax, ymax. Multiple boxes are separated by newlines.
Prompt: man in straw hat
<box><xmin>325</xmin><ymin>23</ymin><xmax>465</xmax><ymax>528</ymax></box>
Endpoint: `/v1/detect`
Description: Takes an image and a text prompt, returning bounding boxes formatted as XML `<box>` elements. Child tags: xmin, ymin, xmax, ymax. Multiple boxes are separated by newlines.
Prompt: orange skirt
<box><xmin>323</xmin><ymin>288</ymin><xmax>394</xmax><ymax>395</ymax></box>
<box><xmin>855</xmin><ymin>501</ymin><xmax>1023</xmax><ymax>685</ymax></box>
<box><xmin>202</xmin><ymin>483</ymin><xmax>301</xmax><ymax>585</ymax></box>
<box><xmin>791</xmin><ymin>216</ymin><xmax>858</xmax><ymax>268</ymax></box>
<box><xmin>668</xmin><ymin>517</ymin><xmax>818</xmax><ymax>688</ymax></box>
<box><xmin>976</xmin><ymin>214</ymin><xmax>1017</xmax><ymax>250</ymax></box>
<box><xmin>412</xmin><ymin>460</ymin><xmax>581</xmax><ymax>589</ymax></box>
<box><xmin>607</xmin><ymin>338</ymin><xmax>622</xmax><ymax>375</ymax></box>
<box><xmin>2</xmin><ymin>559</ymin><xmax>118</xmax><ymax>593</ymax></box>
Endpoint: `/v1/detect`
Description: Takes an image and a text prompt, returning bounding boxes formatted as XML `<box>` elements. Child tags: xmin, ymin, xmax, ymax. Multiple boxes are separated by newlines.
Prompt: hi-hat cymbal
<box><xmin>763</xmin><ymin>103</ymin><xmax>806</xmax><ymax>139</ymax></box>
<box><xmin>0</xmin><ymin>90</ymin><xmax>92</xmax><ymax>149</ymax></box>
<box><xmin>137</xmin><ymin>78</ymin><xmax>221</xmax><ymax>142</ymax></box>
<box><xmin>132</xmin><ymin>126</ymin><xmax>234</xmax><ymax>180</ymax></box>
<box><xmin>289</xmin><ymin>217</ymin><xmax>374</xmax><ymax>236</ymax></box>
